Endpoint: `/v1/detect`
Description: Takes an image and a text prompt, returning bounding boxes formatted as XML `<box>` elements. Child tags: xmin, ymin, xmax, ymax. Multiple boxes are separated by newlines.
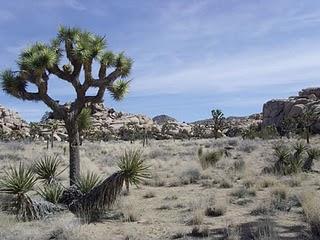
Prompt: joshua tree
<box><xmin>298</xmin><ymin>106</ymin><xmax>320</xmax><ymax>144</ymax></box>
<box><xmin>0</xmin><ymin>26</ymin><xmax>132</xmax><ymax>185</ymax></box>
<box><xmin>211</xmin><ymin>109</ymin><xmax>225</xmax><ymax>139</ymax></box>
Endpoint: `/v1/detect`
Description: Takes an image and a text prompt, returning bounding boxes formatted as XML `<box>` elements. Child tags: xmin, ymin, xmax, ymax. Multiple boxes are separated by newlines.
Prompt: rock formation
<box><xmin>262</xmin><ymin>87</ymin><xmax>320</xmax><ymax>131</ymax></box>
<box><xmin>0</xmin><ymin>105</ymin><xmax>30</xmax><ymax>139</ymax></box>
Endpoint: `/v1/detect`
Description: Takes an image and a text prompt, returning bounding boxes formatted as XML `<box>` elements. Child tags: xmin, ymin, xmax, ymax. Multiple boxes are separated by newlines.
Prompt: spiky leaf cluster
<box><xmin>117</xmin><ymin>149</ymin><xmax>150</xmax><ymax>187</ymax></box>
<box><xmin>33</xmin><ymin>155</ymin><xmax>64</xmax><ymax>184</ymax></box>
<box><xmin>75</xmin><ymin>171</ymin><xmax>102</xmax><ymax>194</ymax></box>
<box><xmin>0</xmin><ymin>163</ymin><xmax>36</xmax><ymax>195</ymax></box>
<box><xmin>37</xmin><ymin>183</ymin><xmax>64</xmax><ymax>204</ymax></box>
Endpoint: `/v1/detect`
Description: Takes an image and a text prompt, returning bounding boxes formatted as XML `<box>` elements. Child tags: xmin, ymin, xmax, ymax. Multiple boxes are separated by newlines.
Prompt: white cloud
<box><xmin>132</xmin><ymin>40</ymin><xmax>320</xmax><ymax>95</ymax></box>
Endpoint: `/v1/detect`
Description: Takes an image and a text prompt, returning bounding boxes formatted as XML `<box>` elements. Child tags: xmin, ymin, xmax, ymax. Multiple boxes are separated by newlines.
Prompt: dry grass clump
<box><xmin>299</xmin><ymin>191</ymin><xmax>320</xmax><ymax>238</ymax></box>
<box><xmin>270</xmin><ymin>185</ymin><xmax>289</xmax><ymax>211</ymax></box>
<box><xmin>218</xmin><ymin>178</ymin><xmax>234</xmax><ymax>188</ymax></box>
<box><xmin>250</xmin><ymin>201</ymin><xmax>273</xmax><ymax>216</ymax></box>
<box><xmin>188</xmin><ymin>208</ymin><xmax>204</xmax><ymax>225</ymax></box>
<box><xmin>231</xmin><ymin>187</ymin><xmax>256</xmax><ymax>199</ymax></box>
<box><xmin>143</xmin><ymin>191</ymin><xmax>155</xmax><ymax>198</ymax></box>
<box><xmin>257</xmin><ymin>176</ymin><xmax>277</xmax><ymax>189</ymax></box>
<box><xmin>238</xmin><ymin>141</ymin><xmax>257</xmax><ymax>153</ymax></box>
<box><xmin>197</xmin><ymin>147</ymin><xmax>223</xmax><ymax>169</ymax></box>
<box><xmin>120</xmin><ymin>201</ymin><xmax>140</xmax><ymax>222</ymax></box>
<box><xmin>205</xmin><ymin>199</ymin><xmax>227</xmax><ymax>217</ymax></box>
<box><xmin>253</xmin><ymin>218</ymin><xmax>280</xmax><ymax>240</ymax></box>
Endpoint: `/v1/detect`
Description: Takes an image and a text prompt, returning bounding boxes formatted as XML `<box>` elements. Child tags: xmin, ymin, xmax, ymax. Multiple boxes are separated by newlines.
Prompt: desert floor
<box><xmin>0</xmin><ymin>137</ymin><xmax>320</xmax><ymax>240</ymax></box>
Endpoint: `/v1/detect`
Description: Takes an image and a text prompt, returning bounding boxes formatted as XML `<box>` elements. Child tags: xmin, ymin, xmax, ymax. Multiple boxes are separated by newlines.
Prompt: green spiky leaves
<box><xmin>115</xmin><ymin>52</ymin><xmax>133</xmax><ymax>77</ymax></box>
<box><xmin>18</xmin><ymin>43</ymin><xmax>59</xmax><ymax>72</ymax></box>
<box><xmin>32</xmin><ymin>155</ymin><xmax>65</xmax><ymax>184</ymax></box>
<box><xmin>117</xmin><ymin>149</ymin><xmax>150</xmax><ymax>188</ymax></box>
<box><xmin>0</xmin><ymin>163</ymin><xmax>37</xmax><ymax>195</ymax></box>
<box><xmin>109</xmin><ymin>79</ymin><xmax>130</xmax><ymax>101</ymax></box>
<box><xmin>77</xmin><ymin>108</ymin><xmax>92</xmax><ymax>132</ymax></box>
<box><xmin>0</xmin><ymin>70</ymin><xmax>28</xmax><ymax>99</ymax></box>
<box><xmin>75</xmin><ymin>171</ymin><xmax>102</xmax><ymax>194</ymax></box>
<box><xmin>99</xmin><ymin>51</ymin><xmax>115</xmax><ymax>66</ymax></box>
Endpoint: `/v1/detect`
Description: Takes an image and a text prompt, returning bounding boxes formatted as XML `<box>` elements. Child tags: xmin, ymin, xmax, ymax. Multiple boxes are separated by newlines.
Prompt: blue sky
<box><xmin>1</xmin><ymin>0</ymin><xmax>320</xmax><ymax>122</ymax></box>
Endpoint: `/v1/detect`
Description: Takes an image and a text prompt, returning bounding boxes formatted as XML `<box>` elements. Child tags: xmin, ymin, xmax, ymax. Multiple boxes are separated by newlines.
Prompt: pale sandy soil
<box><xmin>0</xmin><ymin>137</ymin><xmax>319</xmax><ymax>240</ymax></box>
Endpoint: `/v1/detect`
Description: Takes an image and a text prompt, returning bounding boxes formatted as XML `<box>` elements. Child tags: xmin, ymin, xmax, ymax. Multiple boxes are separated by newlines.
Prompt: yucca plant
<box><xmin>0</xmin><ymin>163</ymin><xmax>38</xmax><ymax>221</ymax></box>
<box><xmin>303</xmin><ymin>148</ymin><xmax>320</xmax><ymax>172</ymax></box>
<box><xmin>118</xmin><ymin>149</ymin><xmax>150</xmax><ymax>192</ymax></box>
<box><xmin>293</xmin><ymin>142</ymin><xmax>307</xmax><ymax>159</ymax></box>
<box><xmin>273</xmin><ymin>145</ymin><xmax>291</xmax><ymax>175</ymax></box>
<box><xmin>38</xmin><ymin>183</ymin><xmax>64</xmax><ymax>204</ymax></box>
<box><xmin>75</xmin><ymin>171</ymin><xmax>102</xmax><ymax>194</ymax></box>
<box><xmin>68</xmin><ymin>149</ymin><xmax>150</xmax><ymax>223</ymax></box>
<box><xmin>33</xmin><ymin>155</ymin><xmax>65</xmax><ymax>184</ymax></box>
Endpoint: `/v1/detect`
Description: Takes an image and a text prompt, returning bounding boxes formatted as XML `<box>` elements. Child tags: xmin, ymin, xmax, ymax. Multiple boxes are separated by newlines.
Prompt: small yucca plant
<box><xmin>303</xmin><ymin>148</ymin><xmax>320</xmax><ymax>172</ymax></box>
<box><xmin>75</xmin><ymin>172</ymin><xmax>102</xmax><ymax>194</ymax></box>
<box><xmin>0</xmin><ymin>163</ymin><xmax>38</xmax><ymax>221</ymax></box>
<box><xmin>273</xmin><ymin>145</ymin><xmax>291</xmax><ymax>174</ymax></box>
<box><xmin>118</xmin><ymin>149</ymin><xmax>150</xmax><ymax>192</ymax></box>
<box><xmin>33</xmin><ymin>155</ymin><xmax>65</xmax><ymax>184</ymax></box>
<box><xmin>38</xmin><ymin>183</ymin><xmax>64</xmax><ymax>204</ymax></box>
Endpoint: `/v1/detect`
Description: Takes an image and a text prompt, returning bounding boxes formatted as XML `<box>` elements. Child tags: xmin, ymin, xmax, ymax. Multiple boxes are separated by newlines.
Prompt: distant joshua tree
<box><xmin>211</xmin><ymin>109</ymin><xmax>225</xmax><ymax>139</ymax></box>
<box><xmin>0</xmin><ymin>26</ymin><xmax>132</xmax><ymax>185</ymax></box>
<box><xmin>298</xmin><ymin>106</ymin><xmax>320</xmax><ymax>144</ymax></box>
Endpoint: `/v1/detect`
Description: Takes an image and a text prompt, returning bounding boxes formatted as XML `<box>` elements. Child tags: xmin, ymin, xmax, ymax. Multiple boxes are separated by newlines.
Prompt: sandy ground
<box><xmin>0</xmin><ymin>137</ymin><xmax>319</xmax><ymax>240</ymax></box>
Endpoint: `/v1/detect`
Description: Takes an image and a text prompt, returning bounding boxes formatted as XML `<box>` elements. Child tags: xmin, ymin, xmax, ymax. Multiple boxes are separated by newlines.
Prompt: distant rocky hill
<box><xmin>152</xmin><ymin>115</ymin><xmax>177</xmax><ymax>125</ymax></box>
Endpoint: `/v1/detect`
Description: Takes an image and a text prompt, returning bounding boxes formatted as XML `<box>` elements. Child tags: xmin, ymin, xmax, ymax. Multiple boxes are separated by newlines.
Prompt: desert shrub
<box><xmin>75</xmin><ymin>171</ymin><xmax>102</xmax><ymax>194</ymax></box>
<box><xmin>197</xmin><ymin>147</ymin><xmax>223</xmax><ymax>169</ymax></box>
<box><xmin>188</xmin><ymin>208</ymin><xmax>204</xmax><ymax>225</ymax></box>
<box><xmin>242</xmin><ymin>125</ymin><xmax>279</xmax><ymax>140</ymax></box>
<box><xmin>257</xmin><ymin>176</ymin><xmax>276</xmax><ymax>189</ymax></box>
<box><xmin>253</xmin><ymin>218</ymin><xmax>280</xmax><ymax>240</ymax></box>
<box><xmin>205</xmin><ymin>202</ymin><xmax>227</xmax><ymax>217</ymax></box>
<box><xmin>232</xmin><ymin>159</ymin><xmax>246</xmax><ymax>172</ymax></box>
<box><xmin>189</xmin><ymin>226</ymin><xmax>209</xmax><ymax>237</ymax></box>
<box><xmin>250</xmin><ymin>202</ymin><xmax>273</xmax><ymax>216</ymax></box>
<box><xmin>143</xmin><ymin>191</ymin><xmax>156</xmax><ymax>199</ymax></box>
<box><xmin>299</xmin><ymin>192</ymin><xmax>320</xmax><ymax>238</ymax></box>
<box><xmin>180</xmin><ymin>168</ymin><xmax>201</xmax><ymax>184</ymax></box>
<box><xmin>219</xmin><ymin>178</ymin><xmax>233</xmax><ymax>188</ymax></box>
<box><xmin>33</xmin><ymin>155</ymin><xmax>65</xmax><ymax>184</ymax></box>
<box><xmin>270</xmin><ymin>186</ymin><xmax>288</xmax><ymax>211</ymax></box>
<box><xmin>0</xmin><ymin>163</ymin><xmax>38</xmax><ymax>221</ymax></box>
<box><xmin>303</xmin><ymin>148</ymin><xmax>320</xmax><ymax>172</ymax></box>
<box><xmin>231</xmin><ymin>187</ymin><xmax>256</xmax><ymax>199</ymax></box>
<box><xmin>37</xmin><ymin>183</ymin><xmax>64</xmax><ymax>204</ymax></box>
<box><xmin>121</xmin><ymin>203</ymin><xmax>140</xmax><ymax>222</ymax></box>
<box><xmin>238</xmin><ymin>141</ymin><xmax>257</xmax><ymax>153</ymax></box>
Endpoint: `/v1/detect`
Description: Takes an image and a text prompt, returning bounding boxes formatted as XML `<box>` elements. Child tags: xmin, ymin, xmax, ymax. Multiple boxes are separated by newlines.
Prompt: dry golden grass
<box><xmin>0</xmin><ymin>136</ymin><xmax>319</xmax><ymax>239</ymax></box>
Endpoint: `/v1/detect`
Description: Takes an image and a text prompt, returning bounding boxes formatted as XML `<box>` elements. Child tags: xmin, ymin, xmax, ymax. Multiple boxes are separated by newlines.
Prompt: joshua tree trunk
<box><xmin>306</xmin><ymin>126</ymin><xmax>310</xmax><ymax>144</ymax></box>
<box><xmin>51</xmin><ymin>131</ymin><xmax>54</xmax><ymax>148</ymax></box>
<box><xmin>66</xmin><ymin>116</ymin><xmax>80</xmax><ymax>186</ymax></box>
